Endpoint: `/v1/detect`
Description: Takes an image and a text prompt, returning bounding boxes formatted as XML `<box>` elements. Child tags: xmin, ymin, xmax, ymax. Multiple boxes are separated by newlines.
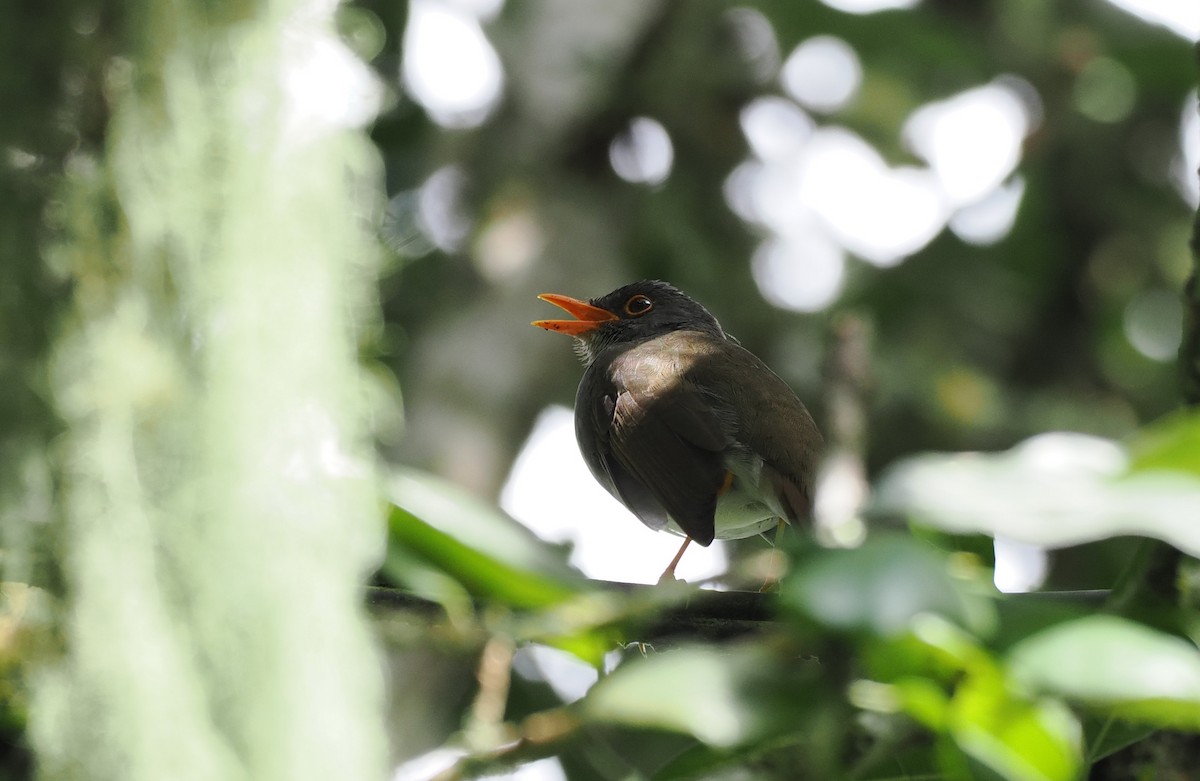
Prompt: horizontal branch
<box><xmin>366</xmin><ymin>583</ymin><xmax>1109</xmax><ymax>643</ymax></box>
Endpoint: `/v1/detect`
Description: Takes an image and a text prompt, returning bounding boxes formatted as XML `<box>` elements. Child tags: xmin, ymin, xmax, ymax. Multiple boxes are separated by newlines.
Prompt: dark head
<box><xmin>533</xmin><ymin>280</ymin><xmax>726</xmax><ymax>364</ymax></box>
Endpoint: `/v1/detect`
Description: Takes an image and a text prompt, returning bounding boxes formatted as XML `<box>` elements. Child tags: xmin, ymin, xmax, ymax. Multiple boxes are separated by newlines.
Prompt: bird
<box><xmin>532</xmin><ymin>280</ymin><xmax>822</xmax><ymax>582</ymax></box>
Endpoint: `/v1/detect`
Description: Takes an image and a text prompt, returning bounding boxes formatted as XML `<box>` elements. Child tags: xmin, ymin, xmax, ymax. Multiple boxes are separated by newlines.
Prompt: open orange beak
<box><xmin>532</xmin><ymin>293</ymin><xmax>619</xmax><ymax>336</ymax></box>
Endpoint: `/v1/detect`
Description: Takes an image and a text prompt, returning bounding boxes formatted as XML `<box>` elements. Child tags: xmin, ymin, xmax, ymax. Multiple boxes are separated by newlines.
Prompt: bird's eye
<box><xmin>624</xmin><ymin>295</ymin><xmax>654</xmax><ymax>316</ymax></box>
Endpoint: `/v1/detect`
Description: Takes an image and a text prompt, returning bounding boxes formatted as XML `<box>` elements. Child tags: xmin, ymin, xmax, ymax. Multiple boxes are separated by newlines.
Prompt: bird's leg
<box><xmin>658</xmin><ymin>537</ymin><xmax>692</xmax><ymax>583</ymax></box>
<box><xmin>658</xmin><ymin>472</ymin><xmax>735</xmax><ymax>583</ymax></box>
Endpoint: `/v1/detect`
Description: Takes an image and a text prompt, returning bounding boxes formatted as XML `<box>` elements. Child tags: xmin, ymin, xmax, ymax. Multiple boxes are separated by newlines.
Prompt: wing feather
<box><xmin>574</xmin><ymin>329</ymin><xmax>822</xmax><ymax>545</ymax></box>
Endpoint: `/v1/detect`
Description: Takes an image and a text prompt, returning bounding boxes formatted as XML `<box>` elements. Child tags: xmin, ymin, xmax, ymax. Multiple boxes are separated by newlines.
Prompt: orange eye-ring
<box><xmin>624</xmin><ymin>295</ymin><xmax>654</xmax><ymax>316</ymax></box>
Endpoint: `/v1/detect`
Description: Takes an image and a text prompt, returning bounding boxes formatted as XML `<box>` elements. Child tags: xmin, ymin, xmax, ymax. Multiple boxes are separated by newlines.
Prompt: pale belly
<box><xmin>663</xmin><ymin>483</ymin><xmax>783</xmax><ymax>541</ymax></box>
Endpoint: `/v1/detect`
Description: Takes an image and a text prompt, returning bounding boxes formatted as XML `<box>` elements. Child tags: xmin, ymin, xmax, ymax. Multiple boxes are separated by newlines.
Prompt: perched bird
<box><xmin>533</xmin><ymin>280</ymin><xmax>822</xmax><ymax>581</ymax></box>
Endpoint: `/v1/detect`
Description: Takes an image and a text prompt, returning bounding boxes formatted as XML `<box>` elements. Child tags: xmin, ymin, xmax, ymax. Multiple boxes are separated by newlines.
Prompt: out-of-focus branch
<box><xmin>429</xmin><ymin>707</ymin><xmax>581</xmax><ymax>781</ymax></box>
<box><xmin>367</xmin><ymin>583</ymin><xmax>776</xmax><ymax>643</ymax></box>
<box><xmin>1110</xmin><ymin>84</ymin><xmax>1200</xmax><ymax>620</ymax></box>
<box><xmin>1181</xmin><ymin>90</ymin><xmax>1200</xmax><ymax>406</ymax></box>
<box><xmin>465</xmin><ymin>634</ymin><xmax>516</xmax><ymax>748</ymax></box>
<box><xmin>367</xmin><ymin>584</ymin><xmax>1109</xmax><ymax>639</ymax></box>
<box><xmin>813</xmin><ymin>313</ymin><xmax>874</xmax><ymax>547</ymax></box>
<box><xmin>1184</xmin><ymin>273</ymin><xmax>1200</xmax><ymax>406</ymax></box>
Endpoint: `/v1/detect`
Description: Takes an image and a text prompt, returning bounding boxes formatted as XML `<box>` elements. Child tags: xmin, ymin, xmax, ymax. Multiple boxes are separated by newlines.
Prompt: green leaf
<box><xmin>1128</xmin><ymin>409</ymin><xmax>1200</xmax><ymax>476</ymax></box>
<box><xmin>865</xmin><ymin>617</ymin><xmax>1082</xmax><ymax>781</ymax></box>
<box><xmin>779</xmin><ymin>534</ymin><xmax>978</xmax><ymax>636</ymax></box>
<box><xmin>861</xmin><ymin>616</ymin><xmax>990</xmax><ymax>686</ymax></box>
<box><xmin>385</xmin><ymin>468</ymin><xmax>585</xmax><ymax>609</ymax></box>
<box><xmin>1007</xmin><ymin>615</ymin><xmax>1200</xmax><ymax>729</ymax></box>
<box><xmin>583</xmin><ymin>642</ymin><xmax>821</xmax><ymax>748</ymax></box>
<box><xmin>950</xmin><ymin>667</ymin><xmax>1081</xmax><ymax>781</ymax></box>
<box><xmin>650</xmin><ymin>742</ymin><xmax>747</xmax><ymax>781</ymax></box>
<box><xmin>874</xmin><ymin>432</ymin><xmax>1200</xmax><ymax>557</ymax></box>
<box><xmin>1081</xmin><ymin>715</ymin><xmax>1156</xmax><ymax>764</ymax></box>
<box><xmin>991</xmin><ymin>593</ymin><xmax>1102</xmax><ymax>653</ymax></box>
<box><xmin>893</xmin><ymin>676</ymin><xmax>952</xmax><ymax>731</ymax></box>
<box><xmin>379</xmin><ymin>543</ymin><xmax>474</xmax><ymax>618</ymax></box>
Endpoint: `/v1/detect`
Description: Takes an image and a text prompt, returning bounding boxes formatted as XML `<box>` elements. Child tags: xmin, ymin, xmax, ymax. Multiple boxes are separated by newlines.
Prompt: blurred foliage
<box><xmin>380</xmin><ymin>420</ymin><xmax>1200</xmax><ymax>779</ymax></box>
<box><xmin>3</xmin><ymin>0</ymin><xmax>1200</xmax><ymax>780</ymax></box>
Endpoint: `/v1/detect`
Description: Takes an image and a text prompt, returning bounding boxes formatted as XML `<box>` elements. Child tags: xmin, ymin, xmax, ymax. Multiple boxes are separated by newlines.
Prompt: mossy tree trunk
<box><xmin>3</xmin><ymin>2</ymin><xmax>389</xmax><ymax>779</ymax></box>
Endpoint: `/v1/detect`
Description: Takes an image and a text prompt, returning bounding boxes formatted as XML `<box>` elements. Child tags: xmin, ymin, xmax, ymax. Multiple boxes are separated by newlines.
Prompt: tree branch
<box><xmin>1182</xmin><ymin>77</ymin><xmax>1200</xmax><ymax>406</ymax></box>
<box><xmin>367</xmin><ymin>584</ymin><xmax>1108</xmax><ymax>641</ymax></box>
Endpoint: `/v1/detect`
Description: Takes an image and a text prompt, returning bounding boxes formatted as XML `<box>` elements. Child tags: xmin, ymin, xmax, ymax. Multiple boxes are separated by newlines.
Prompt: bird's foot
<box><xmin>658</xmin><ymin>537</ymin><xmax>693</xmax><ymax>584</ymax></box>
<box><xmin>656</xmin><ymin>569</ymin><xmax>683</xmax><ymax>585</ymax></box>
